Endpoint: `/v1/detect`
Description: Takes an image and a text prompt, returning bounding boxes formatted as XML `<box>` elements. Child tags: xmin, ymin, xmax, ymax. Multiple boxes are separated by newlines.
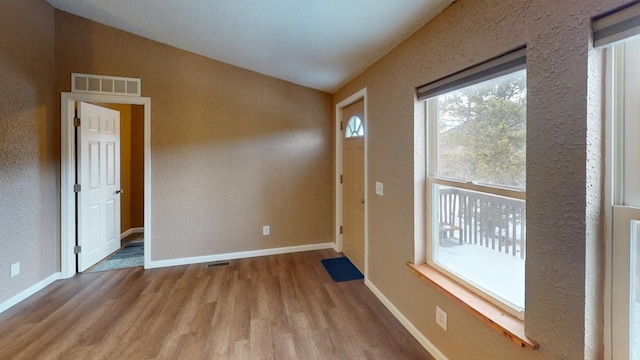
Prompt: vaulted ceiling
<box><xmin>46</xmin><ymin>0</ymin><xmax>453</xmax><ymax>93</ymax></box>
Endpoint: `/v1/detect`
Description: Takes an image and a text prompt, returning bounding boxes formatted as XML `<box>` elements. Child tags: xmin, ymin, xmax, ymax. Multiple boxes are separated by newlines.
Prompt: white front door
<box><xmin>77</xmin><ymin>102</ymin><xmax>122</xmax><ymax>271</ymax></box>
<box><xmin>341</xmin><ymin>99</ymin><xmax>365</xmax><ymax>273</ymax></box>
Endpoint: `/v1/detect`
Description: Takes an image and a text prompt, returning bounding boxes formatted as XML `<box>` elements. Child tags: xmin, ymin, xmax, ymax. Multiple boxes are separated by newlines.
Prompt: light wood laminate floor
<box><xmin>0</xmin><ymin>249</ymin><xmax>434</xmax><ymax>359</ymax></box>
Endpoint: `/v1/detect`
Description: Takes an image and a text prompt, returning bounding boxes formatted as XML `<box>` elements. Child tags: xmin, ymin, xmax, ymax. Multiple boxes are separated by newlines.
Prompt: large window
<box><xmin>595</xmin><ymin>3</ymin><xmax>640</xmax><ymax>359</ymax></box>
<box><xmin>418</xmin><ymin>48</ymin><xmax>527</xmax><ymax>318</ymax></box>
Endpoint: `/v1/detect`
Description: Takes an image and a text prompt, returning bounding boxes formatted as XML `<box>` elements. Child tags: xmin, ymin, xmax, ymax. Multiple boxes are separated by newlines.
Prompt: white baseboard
<box><xmin>0</xmin><ymin>272</ymin><xmax>61</xmax><ymax>314</ymax></box>
<box><xmin>121</xmin><ymin>227</ymin><xmax>144</xmax><ymax>239</ymax></box>
<box><xmin>365</xmin><ymin>278</ymin><xmax>448</xmax><ymax>360</ymax></box>
<box><xmin>147</xmin><ymin>242</ymin><xmax>335</xmax><ymax>269</ymax></box>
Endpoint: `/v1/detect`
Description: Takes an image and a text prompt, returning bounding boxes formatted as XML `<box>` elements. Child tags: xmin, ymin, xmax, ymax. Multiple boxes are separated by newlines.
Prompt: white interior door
<box><xmin>341</xmin><ymin>99</ymin><xmax>365</xmax><ymax>273</ymax></box>
<box><xmin>77</xmin><ymin>102</ymin><xmax>122</xmax><ymax>271</ymax></box>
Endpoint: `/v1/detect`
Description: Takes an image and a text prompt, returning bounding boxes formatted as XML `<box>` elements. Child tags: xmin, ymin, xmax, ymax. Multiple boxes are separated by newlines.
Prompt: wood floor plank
<box><xmin>155</xmin><ymin>333</ymin><xmax>188</xmax><ymax>360</ymax></box>
<box><xmin>249</xmin><ymin>317</ymin><xmax>273</xmax><ymax>360</ymax></box>
<box><xmin>263</xmin><ymin>276</ymin><xmax>291</xmax><ymax>336</ymax></box>
<box><xmin>94</xmin><ymin>291</ymin><xmax>165</xmax><ymax>357</ymax></box>
<box><xmin>1</xmin><ymin>272</ymin><xmax>126</xmax><ymax>359</ymax></box>
<box><xmin>278</xmin><ymin>271</ymin><xmax>304</xmax><ymax>316</ymax></box>
<box><xmin>289</xmin><ymin>312</ymin><xmax>322</xmax><ymax>360</ymax></box>
<box><xmin>203</xmin><ymin>266</ymin><xmax>231</xmax><ymax>304</ymax></box>
<box><xmin>228</xmin><ymin>339</ymin><xmax>249</xmax><ymax>360</ymax></box>
<box><xmin>0</xmin><ymin>250</ymin><xmax>435</xmax><ymax>360</ymax></box>
<box><xmin>272</xmin><ymin>333</ymin><xmax>298</xmax><ymax>360</ymax></box>
<box><xmin>228</xmin><ymin>278</ymin><xmax>252</xmax><ymax>343</ymax></box>
<box><xmin>250</xmin><ymin>276</ymin><xmax>270</xmax><ymax>321</ymax></box>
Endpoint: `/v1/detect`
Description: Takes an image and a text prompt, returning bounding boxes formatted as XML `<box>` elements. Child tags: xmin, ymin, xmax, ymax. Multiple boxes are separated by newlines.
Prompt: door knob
<box><xmin>116</xmin><ymin>189</ymin><xmax>124</xmax><ymax>194</ymax></box>
<box><xmin>361</xmin><ymin>199</ymin><xmax>365</xmax><ymax>204</ymax></box>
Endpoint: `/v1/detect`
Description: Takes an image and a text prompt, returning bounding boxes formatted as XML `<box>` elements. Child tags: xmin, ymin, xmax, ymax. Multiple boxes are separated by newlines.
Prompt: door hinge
<box><xmin>74</xmin><ymin>246</ymin><xmax>82</xmax><ymax>254</ymax></box>
<box><xmin>340</xmin><ymin>121</ymin><xmax>343</xmax><ymax>131</ymax></box>
<box><xmin>340</xmin><ymin>226</ymin><xmax>343</xmax><ymax>234</ymax></box>
<box><xmin>340</xmin><ymin>175</ymin><xmax>343</xmax><ymax>184</ymax></box>
<box><xmin>73</xmin><ymin>117</ymin><xmax>81</xmax><ymax>127</ymax></box>
<box><xmin>74</xmin><ymin>184</ymin><xmax>81</xmax><ymax>193</ymax></box>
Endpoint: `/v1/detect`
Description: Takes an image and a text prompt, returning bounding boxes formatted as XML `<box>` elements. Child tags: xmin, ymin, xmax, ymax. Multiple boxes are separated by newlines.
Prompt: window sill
<box><xmin>407</xmin><ymin>262</ymin><xmax>539</xmax><ymax>350</ymax></box>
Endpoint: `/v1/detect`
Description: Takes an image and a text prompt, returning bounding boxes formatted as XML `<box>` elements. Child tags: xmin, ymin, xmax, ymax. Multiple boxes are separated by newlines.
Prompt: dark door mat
<box><xmin>321</xmin><ymin>257</ymin><xmax>364</xmax><ymax>282</ymax></box>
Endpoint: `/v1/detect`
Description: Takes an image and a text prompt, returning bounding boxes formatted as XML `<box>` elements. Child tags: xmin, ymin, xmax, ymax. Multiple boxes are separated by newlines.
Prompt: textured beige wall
<box><xmin>2</xmin><ymin>1</ymin><xmax>626</xmax><ymax>357</ymax></box>
<box><xmin>55</xmin><ymin>11</ymin><xmax>334</xmax><ymax>260</ymax></box>
<box><xmin>0</xmin><ymin>0</ymin><xmax>57</xmax><ymax>304</ymax></box>
<box><xmin>130</xmin><ymin>105</ymin><xmax>144</xmax><ymax>229</ymax></box>
<box><xmin>333</xmin><ymin>0</ymin><xmax>629</xmax><ymax>359</ymax></box>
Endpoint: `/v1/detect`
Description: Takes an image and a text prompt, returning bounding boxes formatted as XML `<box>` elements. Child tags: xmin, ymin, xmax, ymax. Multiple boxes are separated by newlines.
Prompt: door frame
<box><xmin>60</xmin><ymin>92</ymin><xmax>152</xmax><ymax>278</ymax></box>
<box><xmin>335</xmin><ymin>88</ymin><xmax>368</xmax><ymax>277</ymax></box>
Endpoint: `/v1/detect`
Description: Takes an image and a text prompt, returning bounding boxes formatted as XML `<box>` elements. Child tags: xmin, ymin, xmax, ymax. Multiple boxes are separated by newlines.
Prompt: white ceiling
<box><xmin>46</xmin><ymin>0</ymin><xmax>453</xmax><ymax>93</ymax></box>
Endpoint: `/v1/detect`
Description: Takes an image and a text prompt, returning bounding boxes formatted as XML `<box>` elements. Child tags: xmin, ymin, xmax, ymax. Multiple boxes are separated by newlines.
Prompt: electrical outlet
<box><xmin>263</xmin><ymin>225</ymin><xmax>270</xmax><ymax>236</ymax></box>
<box><xmin>375</xmin><ymin>182</ymin><xmax>383</xmax><ymax>196</ymax></box>
<box><xmin>10</xmin><ymin>262</ymin><xmax>20</xmax><ymax>278</ymax></box>
<box><xmin>436</xmin><ymin>306</ymin><xmax>447</xmax><ymax>331</ymax></box>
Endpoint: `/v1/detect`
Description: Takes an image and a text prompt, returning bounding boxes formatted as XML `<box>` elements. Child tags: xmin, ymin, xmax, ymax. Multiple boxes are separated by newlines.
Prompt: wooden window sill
<box><xmin>408</xmin><ymin>262</ymin><xmax>539</xmax><ymax>350</ymax></box>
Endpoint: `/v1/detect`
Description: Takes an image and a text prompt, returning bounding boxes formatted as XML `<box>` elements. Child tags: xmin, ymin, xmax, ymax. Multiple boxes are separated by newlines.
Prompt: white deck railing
<box><xmin>439</xmin><ymin>187</ymin><xmax>526</xmax><ymax>259</ymax></box>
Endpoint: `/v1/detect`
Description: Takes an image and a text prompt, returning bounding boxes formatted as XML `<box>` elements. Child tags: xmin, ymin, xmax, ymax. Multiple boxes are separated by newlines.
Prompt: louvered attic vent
<box><xmin>72</xmin><ymin>73</ymin><xmax>141</xmax><ymax>97</ymax></box>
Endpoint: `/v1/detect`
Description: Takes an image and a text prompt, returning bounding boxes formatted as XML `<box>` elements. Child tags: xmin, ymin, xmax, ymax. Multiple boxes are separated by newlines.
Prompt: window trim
<box><xmin>421</xmin><ymin>50</ymin><xmax>528</xmax><ymax>320</ymax></box>
<box><xmin>408</xmin><ymin>262</ymin><xmax>539</xmax><ymax>349</ymax></box>
<box><xmin>411</xmin><ymin>47</ymin><xmax>534</xmax><ymax>348</ymax></box>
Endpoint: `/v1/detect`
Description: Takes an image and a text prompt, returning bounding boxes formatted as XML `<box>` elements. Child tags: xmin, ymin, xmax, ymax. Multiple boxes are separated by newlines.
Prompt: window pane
<box><xmin>633</xmin><ymin>221</ymin><xmax>640</xmax><ymax>360</ymax></box>
<box><xmin>433</xmin><ymin>184</ymin><xmax>526</xmax><ymax>309</ymax></box>
<box><xmin>623</xmin><ymin>38</ymin><xmax>640</xmax><ymax>207</ymax></box>
<box><xmin>436</xmin><ymin>70</ymin><xmax>526</xmax><ymax>189</ymax></box>
<box><xmin>346</xmin><ymin>116</ymin><xmax>364</xmax><ymax>138</ymax></box>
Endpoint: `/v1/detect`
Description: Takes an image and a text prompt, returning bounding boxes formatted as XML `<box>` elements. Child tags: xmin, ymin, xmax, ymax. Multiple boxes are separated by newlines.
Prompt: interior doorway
<box><xmin>335</xmin><ymin>88</ymin><xmax>368</xmax><ymax>277</ymax></box>
<box><xmin>79</xmin><ymin>102</ymin><xmax>146</xmax><ymax>272</ymax></box>
<box><xmin>60</xmin><ymin>93</ymin><xmax>151</xmax><ymax>279</ymax></box>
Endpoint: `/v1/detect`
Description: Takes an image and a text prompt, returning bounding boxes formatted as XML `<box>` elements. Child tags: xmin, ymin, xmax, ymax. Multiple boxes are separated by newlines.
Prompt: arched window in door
<box><xmin>345</xmin><ymin>116</ymin><xmax>364</xmax><ymax>138</ymax></box>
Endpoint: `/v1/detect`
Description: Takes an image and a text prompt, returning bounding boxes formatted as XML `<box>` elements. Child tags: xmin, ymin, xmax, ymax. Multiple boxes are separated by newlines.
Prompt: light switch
<box><xmin>375</xmin><ymin>182</ymin><xmax>383</xmax><ymax>196</ymax></box>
